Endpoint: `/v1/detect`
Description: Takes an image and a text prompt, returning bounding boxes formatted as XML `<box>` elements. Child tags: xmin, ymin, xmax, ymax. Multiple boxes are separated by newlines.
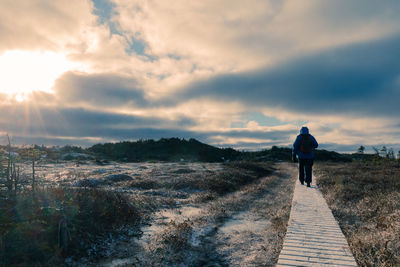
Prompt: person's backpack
<box><xmin>300</xmin><ymin>134</ymin><xmax>313</xmax><ymax>153</ymax></box>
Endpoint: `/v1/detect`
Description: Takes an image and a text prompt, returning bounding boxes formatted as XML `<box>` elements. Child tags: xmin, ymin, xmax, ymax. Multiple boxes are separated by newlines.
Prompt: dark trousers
<box><xmin>299</xmin><ymin>158</ymin><xmax>314</xmax><ymax>184</ymax></box>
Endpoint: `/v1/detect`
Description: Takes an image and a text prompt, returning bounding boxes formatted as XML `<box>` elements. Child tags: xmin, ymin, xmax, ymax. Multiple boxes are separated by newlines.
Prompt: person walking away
<box><xmin>292</xmin><ymin>127</ymin><xmax>318</xmax><ymax>187</ymax></box>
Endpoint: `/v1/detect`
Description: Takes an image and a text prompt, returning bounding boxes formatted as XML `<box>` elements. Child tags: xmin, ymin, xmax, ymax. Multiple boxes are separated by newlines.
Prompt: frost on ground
<box><xmin>213</xmin><ymin>163</ymin><xmax>296</xmax><ymax>266</ymax></box>
<box><xmin>11</xmin><ymin>161</ymin><xmax>296</xmax><ymax>266</ymax></box>
<box><xmin>94</xmin><ymin>162</ymin><xmax>296</xmax><ymax>267</ymax></box>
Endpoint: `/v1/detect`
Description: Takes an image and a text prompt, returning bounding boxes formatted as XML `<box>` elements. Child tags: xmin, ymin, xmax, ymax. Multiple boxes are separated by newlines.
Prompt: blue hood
<box><xmin>300</xmin><ymin>126</ymin><xmax>309</xmax><ymax>135</ymax></box>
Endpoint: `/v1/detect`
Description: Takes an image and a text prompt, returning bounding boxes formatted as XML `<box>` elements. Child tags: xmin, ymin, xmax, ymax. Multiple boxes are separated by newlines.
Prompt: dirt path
<box><xmin>212</xmin><ymin>163</ymin><xmax>297</xmax><ymax>266</ymax></box>
<box><xmin>98</xmin><ymin>162</ymin><xmax>297</xmax><ymax>266</ymax></box>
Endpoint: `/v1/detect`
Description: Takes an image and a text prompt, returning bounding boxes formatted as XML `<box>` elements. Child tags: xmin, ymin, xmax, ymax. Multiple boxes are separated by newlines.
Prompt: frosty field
<box><xmin>1</xmin><ymin>161</ymin><xmax>296</xmax><ymax>266</ymax></box>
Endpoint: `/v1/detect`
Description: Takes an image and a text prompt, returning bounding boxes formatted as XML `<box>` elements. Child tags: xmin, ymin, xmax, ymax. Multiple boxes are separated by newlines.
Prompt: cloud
<box><xmin>0</xmin><ymin>103</ymin><xmax>198</xmax><ymax>144</ymax></box>
<box><xmin>112</xmin><ymin>0</ymin><xmax>400</xmax><ymax>72</ymax></box>
<box><xmin>1</xmin><ymin>1</ymin><xmax>400</xmax><ymax>151</ymax></box>
<box><xmin>4</xmin><ymin>0</ymin><xmax>399</xmax><ymax>97</ymax></box>
<box><xmin>0</xmin><ymin>0</ymin><xmax>131</xmax><ymax>78</ymax></box>
<box><xmin>0</xmin><ymin>99</ymin><xmax>298</xmax><ymax>147</ymax></box>
<box><xmin>180</xmin><ymin>34</ymin><xmax>400</xmax><ymax>118</ymax></box>
<box><xmin>0</xmin><ymin>0</ymin><xmax>96</xmax><ymax>53</ymax></box>
<box><xmin>96</xmin><ymin>0</ymin><xmax>400</xmax><ymax>101</ymax></box>
<box><xmin>53</xmin><ymin>71</ymin><xmax>149</xmax><ymax>108</ymax></box>
<box><xmin>0</xmin><ymin>104</ymin><xmax>193</xmax><ymax>134</ymax></box>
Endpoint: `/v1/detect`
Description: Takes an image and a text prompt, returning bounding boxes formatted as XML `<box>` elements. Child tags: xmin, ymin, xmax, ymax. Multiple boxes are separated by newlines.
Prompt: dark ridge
<box><xmin>1</xmin><ymin>138</ymin><xmax>367</xmax><ymax>163</ymax></box>
<box><xmin>86</xmin><ymin>138</ymin><xmax>352</xmax><ymax>162</ymax></box>
<box><xmin>87</xmin><ymin>138</ymin><xmax>241</xmax><ymax>162</ymax></box>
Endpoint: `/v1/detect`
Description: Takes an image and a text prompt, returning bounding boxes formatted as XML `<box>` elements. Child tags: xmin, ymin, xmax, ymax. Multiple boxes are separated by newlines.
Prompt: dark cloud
<box><xmin>180</xmin><ymin>34</ymin><xmax>400</xmax><ymax>117</ymax></box>
<box><xmin>0</xmin><ymin>104</ymin><xmax>194</xmax><ymax>143</ymax></box>
<box><xmin>0</xmin><ymin>102</ymin><xmax>296</xmax><ymax>146</ymax></box>
<box><xmin>51</xmin><ymin>34</ymin><xmax>400</xmax><ymax>119</ymax></box>
<box><xmin>217</xmin><ymin>129</ymin><xmax>294</xmax><ymax>140</ymax></box>
<box><xmin>53</xmin><ymin>71</ymin><xmax>149</xmax><ymax>108</ymax></box>
<box><xmin>215</xmin><ymin>141</ymin><xmax>289</xmax><ymax>151</ymax></box>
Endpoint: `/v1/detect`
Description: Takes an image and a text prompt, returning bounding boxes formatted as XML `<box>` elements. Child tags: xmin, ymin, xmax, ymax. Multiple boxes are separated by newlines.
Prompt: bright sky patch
<box><xmin>0</xmin><ymin>50</ymin><xmax>78</xmax><ymax>98</ymax></box>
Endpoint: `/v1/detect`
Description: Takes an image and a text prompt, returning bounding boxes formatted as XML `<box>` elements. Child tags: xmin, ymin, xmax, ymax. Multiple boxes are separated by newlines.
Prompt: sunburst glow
<box><xmin>0</xmin><ymin>50</ymin><xmax>79</xmax><ymax>97</ymax></box>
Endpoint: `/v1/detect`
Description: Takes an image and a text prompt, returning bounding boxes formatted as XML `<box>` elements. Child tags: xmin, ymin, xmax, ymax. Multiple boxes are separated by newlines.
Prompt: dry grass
<box><xmin>147</xmin><ymin>220</ymin><xmax>201</xmax><ymax>266</ymax></box>
<box><xmin>0</xmin><ymin>161</ymin><xmax>285</xmax><ymax>266</ymax></box>
<box><xmin>315</xmin><ymin>161</ymin><xmax>400</xmax><ymax>266</ymax></box>
<box><xmin>128</xmin><ymin>161</ymin><xmax>274</xmax><ymax>195</ymax></box>
<box><xmin>141</xmin><ymin>163</ymin><xmax>296</xmax><ymax>266</ymax></box>
<box><xmin>0</xmin><ymin>188</ymin><xmax>154</xmax><ymax>266</ymax></box>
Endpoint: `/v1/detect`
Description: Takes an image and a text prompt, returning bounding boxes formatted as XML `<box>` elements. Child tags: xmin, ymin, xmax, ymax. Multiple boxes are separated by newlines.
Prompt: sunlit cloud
<box><xmin>0</xmin><ymin>0</ymin><xmax>399</xmax><ymax>152</ymax></box>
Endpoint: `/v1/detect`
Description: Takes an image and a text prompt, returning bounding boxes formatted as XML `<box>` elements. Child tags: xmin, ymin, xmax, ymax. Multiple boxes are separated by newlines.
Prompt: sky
<box><xmin>0</xmin><ymin>0</ymin><xmax>400</xmax><ymax>152</ymax></box>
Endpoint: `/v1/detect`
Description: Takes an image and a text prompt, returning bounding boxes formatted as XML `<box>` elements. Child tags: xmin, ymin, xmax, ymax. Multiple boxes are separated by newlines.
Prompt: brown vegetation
<box><xmin>128</xmin><ymin>161</ymin><xmax>274</xmax><ymax>195</ymax></box>
<box><xmin>315</xmin><ymin>161</ymin><xmax>400</xmax><ymax>266</ymax></box>
<box><xmin>0</xmin><ymin>188</ymin><xmax>149</xmax><ymax>266</ymax></box>
<box><xmin>1</xmin><ymin>160</ymin><xmax>294</xmax><ymax>266</ymax></box>
<box><xmin>141</xmin><ymin>163</ymin><xmax>296</xmax><ymax>266</ymax></box>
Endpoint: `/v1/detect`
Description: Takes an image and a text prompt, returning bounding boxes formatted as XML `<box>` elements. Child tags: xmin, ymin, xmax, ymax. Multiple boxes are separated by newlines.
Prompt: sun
<box><xmin>0</xmin><ymin>50</ymin><xmax>79</xmax><ymax>99</ymax></box>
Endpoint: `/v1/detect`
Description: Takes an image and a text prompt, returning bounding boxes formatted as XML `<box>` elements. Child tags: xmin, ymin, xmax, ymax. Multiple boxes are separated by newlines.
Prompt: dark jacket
<box><xmin>293</xmin><ymin>130</ymin><xmax>318</xmax><ymax>159</ymax></box>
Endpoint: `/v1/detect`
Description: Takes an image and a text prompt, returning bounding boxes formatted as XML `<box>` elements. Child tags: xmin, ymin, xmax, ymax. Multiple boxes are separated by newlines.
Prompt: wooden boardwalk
<box><xmin>277</xmin><ymin>178</ymin><xmax>358</xmax><ymax>267</ymax></box>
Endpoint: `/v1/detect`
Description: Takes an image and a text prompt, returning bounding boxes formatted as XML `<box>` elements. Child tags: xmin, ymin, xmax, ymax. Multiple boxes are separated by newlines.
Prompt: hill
<box><xmin>87</xmin><ymin>138</ymin><xmax>241</xmax><ymax>162</ymax></box>
<box><xmin>86</xmin><ymin>138</ymin><xmax>352</xmax><ymax>162</ymax></box>
<box><xmin>2</xmin><ymin>137</ymin><xmax>361</xmax><ymax>163</ymax></box>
